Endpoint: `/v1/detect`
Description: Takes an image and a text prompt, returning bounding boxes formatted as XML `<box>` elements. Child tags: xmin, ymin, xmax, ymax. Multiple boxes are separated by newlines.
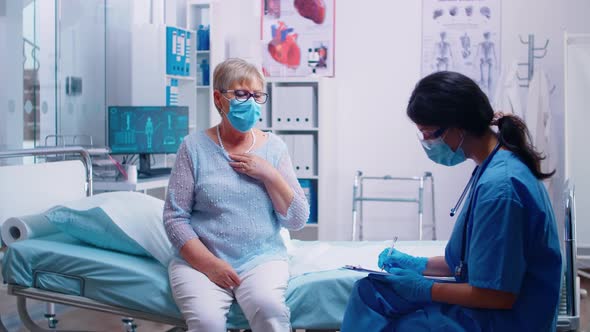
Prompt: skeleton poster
<box><xmin>261</xmin><ymin>0</ymin><xmax>335</xmax><ymax>77</ymax></box>
<box><xmin>422</xmin><ymin>0</ymin><xmax>501</xmax><ymax>97</ymax></box>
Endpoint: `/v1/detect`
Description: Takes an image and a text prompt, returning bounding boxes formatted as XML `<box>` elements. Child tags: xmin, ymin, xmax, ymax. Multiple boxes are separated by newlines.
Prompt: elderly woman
<box><xmin>164</xmin><ymin>58</ymin><xmax>309</xmax><ymax>332</ymax></box>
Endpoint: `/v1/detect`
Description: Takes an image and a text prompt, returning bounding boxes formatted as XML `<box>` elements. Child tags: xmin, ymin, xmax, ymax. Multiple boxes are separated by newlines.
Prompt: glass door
<box><xmin>56</xmin><ymin>0</ymin><xmax>106</xmax><ymax>147</ymax></box>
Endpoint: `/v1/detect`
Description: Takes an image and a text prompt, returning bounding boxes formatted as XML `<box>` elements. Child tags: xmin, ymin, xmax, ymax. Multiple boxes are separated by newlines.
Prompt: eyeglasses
<box><xmin>221</xmin><ymin>89</ymin><xmax>269</xmax><ymax>104</ymax></box>
<box><xmin>417</xmin><ymin>127</ymin><xmax>446</xmax><ymax>141</ymax></box>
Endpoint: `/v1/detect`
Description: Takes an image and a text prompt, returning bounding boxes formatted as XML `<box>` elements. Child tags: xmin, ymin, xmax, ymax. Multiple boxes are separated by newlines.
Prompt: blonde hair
<box><xmin>213</xmin><ymin>58</ymin><xmax>264</xmax><ymax>91</ymax></box>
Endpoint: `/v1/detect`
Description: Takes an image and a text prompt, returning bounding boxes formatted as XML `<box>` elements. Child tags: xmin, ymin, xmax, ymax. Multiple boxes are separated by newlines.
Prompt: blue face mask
<box><xmin>420</xmin><ymin>133</ymin><xmax>467</xmax><ymax>166</ymax></box>
<box><xmin>226</xmin><ymin>98</ymin><xmax>261</xmax><ymax>132</ymax></box>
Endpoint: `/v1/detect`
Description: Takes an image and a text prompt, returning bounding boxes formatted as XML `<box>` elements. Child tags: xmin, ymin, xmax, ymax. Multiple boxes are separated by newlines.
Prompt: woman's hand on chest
<box><xmin>228</xmin><ymin>153</ymin><xmax>278</xmax><ymax>184</ymax></box>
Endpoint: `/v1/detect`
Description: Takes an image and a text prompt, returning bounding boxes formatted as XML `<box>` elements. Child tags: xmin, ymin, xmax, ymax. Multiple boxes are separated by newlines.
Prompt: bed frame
<box><xmin>0</xmin><ymin>148</ymin><xmax>581</xmax><ymax>331</ymax></box>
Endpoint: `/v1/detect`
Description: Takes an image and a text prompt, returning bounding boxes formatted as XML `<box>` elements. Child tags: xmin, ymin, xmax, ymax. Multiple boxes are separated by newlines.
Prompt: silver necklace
<box><xmin>216</xmin><ymin>125</ymin><xmax>256</xmax><ymax>154</ymax></box>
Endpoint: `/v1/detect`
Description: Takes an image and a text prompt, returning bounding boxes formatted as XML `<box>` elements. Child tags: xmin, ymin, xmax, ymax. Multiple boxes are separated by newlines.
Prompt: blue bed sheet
<box><xmin>1</xmin><ymin>234</ymin><xmax>380</xmax><ymax>329</ymax></box>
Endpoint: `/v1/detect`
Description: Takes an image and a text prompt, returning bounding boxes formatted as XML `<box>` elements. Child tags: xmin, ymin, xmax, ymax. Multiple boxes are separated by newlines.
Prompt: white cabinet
<box><xmin>187</xmin><ymin>0</ymin><xmax>218</xmax><ymax>131</ymax></box>
<box><xmin>259</xmin><ymin>77</ymin><xmax>335</xmax><ymax>240</ymax></box>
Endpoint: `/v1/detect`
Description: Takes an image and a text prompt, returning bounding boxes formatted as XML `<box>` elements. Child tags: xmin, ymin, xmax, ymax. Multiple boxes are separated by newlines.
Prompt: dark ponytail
<box><xmin>407</xmin><ymin>71</ymin><xmax>554</xmax><ymax>180</ymax></box>
<box><xmin>495</xmin><ymin>114</ymin><xmax>554</xmax><ymax>179</ymax></box>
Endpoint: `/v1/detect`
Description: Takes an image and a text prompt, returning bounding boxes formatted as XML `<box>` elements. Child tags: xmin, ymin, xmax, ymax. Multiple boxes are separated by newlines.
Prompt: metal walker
<box><xmin>351</xmin><ymin>171</ymin><xmax>436</xmax><ymax>241</ymax></box>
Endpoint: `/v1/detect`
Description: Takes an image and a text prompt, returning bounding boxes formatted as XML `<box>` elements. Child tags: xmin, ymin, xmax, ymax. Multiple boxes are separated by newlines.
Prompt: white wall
<box><xmin>219</xmin><ymin>0</ymin><xmax>590</xmax><ymax>241</ymax></box>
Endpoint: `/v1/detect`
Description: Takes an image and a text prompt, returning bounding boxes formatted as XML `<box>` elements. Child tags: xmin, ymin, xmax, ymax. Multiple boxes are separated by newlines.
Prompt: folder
<box><xmin>173</xmin><ymin>28</ymin><xmax>180</xmax><ymax>75</ymax></box>
<box><xmin>280</xmin><ymin>135</ymin><xmax>297</xmax><ymax>170</ymax></box>
<box><xmin>272</xmin><ymin>86</ymin><xmax>290</xmax><ymax>129</ymax></box>
<box><xmin>255</xmin><ymin>103</ymin><xmax>267</xmax><ymax>128</ymax></box>
<box><xmin>166</xmin><ymin>78</ymin><xmax>179</xmax><ymax>106</ymax></box>
<box><xmin>166</xmin><ymin>27</ymin><xmax>174</xmax><ymax>75</ymax></box>
<box><xmin>184</xmin><ymin>31</ymin><xmax>191</xmax><ymax>76</ymax></box>
<box><xmin>298</xmin><ymin>179</ymin><xmax>317</xmax><ymax>223</ymax></box>
<box><xmin>292</xmin><ymin>86</ymin><xmax>315</xmax><ymax>129</ymax></box>
<box><xmin>274</xmin><ymin>85</ymin><xmax>315</xmax><ymax>129</ymax></box>
<box><xmin>294</xmin><ymin>134</ymin><xmax>315</xmax><ymax>177</ymax></box>
<box><xmin>177</xmin><ymin>29</ymin><xmax>185</xmax><ymax>76</ymax></box>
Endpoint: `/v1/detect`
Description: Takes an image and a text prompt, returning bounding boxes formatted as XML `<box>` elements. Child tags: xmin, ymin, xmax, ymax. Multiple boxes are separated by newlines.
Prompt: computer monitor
<box><xmin>108</xmin><ymin>106</ymin><xmax>189</xmax><ymax>176</ymax></box>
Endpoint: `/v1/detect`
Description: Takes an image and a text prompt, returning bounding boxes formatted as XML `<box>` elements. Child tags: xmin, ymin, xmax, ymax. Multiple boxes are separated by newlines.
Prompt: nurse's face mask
<box><xmin>418</xmin><ymin>127</ymin><xmax>467</xmax><ymax>166</ymax></box>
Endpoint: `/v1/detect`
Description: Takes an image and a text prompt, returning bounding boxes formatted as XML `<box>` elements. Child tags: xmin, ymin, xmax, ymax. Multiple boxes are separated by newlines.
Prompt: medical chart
<box><xmin>422</xmin><ymin>0</ymin><xmax>501</xmax><ymax>97</ymax></box>
<box><xmin>261</xmin><ymin>0</ymin><xmax>335</xmax><ymax>77</ymax></box>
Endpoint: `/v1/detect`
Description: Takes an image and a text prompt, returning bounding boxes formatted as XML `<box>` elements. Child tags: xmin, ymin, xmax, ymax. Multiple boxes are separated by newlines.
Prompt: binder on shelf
<box><xmin>166</xmin><ymin>78</ymin><xmax>179</xmax><ymax>106</ymax></box>
<box><xmin>273</xmin><ymin>85</ymin><xmax>315</xmax><ymax>129</ymax></box>
<box><xmin>166</xmin><ymin>27</ymin><xmax>192</xmax><ymax>77</ymax></box>
<box><xmin>166</xmin><ymin>27</ymin><xmax>174</xmax><ymax>75</ymax></box>
<box><xmin>293</xmin><ymin>134</ymin><xmax>315</xmax><ymax>177</ymax></box>
<box><xmin>256</xmin><ymin>101</ymin><xmax>270</xmax><ymax>128</ymax></box>
<box><xmin>272</xmin><ymin>85</ymin><xmax>291</xmax><ymax>129</ymax></box>
<box><xmin>298</xmin><ymin>179</ymin><xmax>317</xmax><ymax>223</ymax></box>
<box><xmin>178</xmin><ymin>29</ymin><xmax>186</xmax><ymax>76</ymax></box>
<box><xmin>184</xmin><ymin>31</ymin><xmax>191</xmax><ymax>76</ymax></box>
<box><xmin>281</xmin><ymin>135</ymin><xmax>296</xmax><ymax>167</ymax></box>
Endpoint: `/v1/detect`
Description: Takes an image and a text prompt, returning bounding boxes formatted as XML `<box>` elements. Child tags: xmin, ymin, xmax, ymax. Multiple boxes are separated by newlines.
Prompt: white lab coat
<box><xmin>493</xmin><ymin>61</ymin><xmax>524</xmax><ymax>119</ymax></box>
<box><xmin>526</xmin><ymin>68</ymin><xmax>556</xmax><ymax>190</ymax></box>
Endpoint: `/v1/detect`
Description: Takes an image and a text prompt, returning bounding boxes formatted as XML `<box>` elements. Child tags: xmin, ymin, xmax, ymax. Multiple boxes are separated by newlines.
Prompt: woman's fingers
<box><xmin>229</xmin><ymin>271</ymin><xmax>241</xmax><ymax>286</ymax></box>
<box><xmin>229</xmin><ymin>161</ymin><xmax>246</xmax><ymax>168</ymax></box>
<box><xmin>228</xmin><ymin>153</ymin><xmax>250</xmax><ymax>162</ymax></box>
<box><xmin>229</xmin><ymin>162</ymin><xmax>248</xmax><ymax>173</ymax></box>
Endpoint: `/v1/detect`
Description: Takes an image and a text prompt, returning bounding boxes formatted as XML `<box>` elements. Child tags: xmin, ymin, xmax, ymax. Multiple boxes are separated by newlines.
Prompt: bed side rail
<box><xmin>0</xmin><ymin>146</ymin><xmax>93</xmax><ymax>197</ymax></box>
<box><xmin>557</xmin><ymin>183</ymin><xmax>579</xmax><ymax>331</ymax></box>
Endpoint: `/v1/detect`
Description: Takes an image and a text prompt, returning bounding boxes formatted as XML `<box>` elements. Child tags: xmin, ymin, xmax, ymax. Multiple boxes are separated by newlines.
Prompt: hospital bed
<box><xmin>0</xmin><ymin>148</ymin><xmax>580</xmax><ymax>331</ymax></box>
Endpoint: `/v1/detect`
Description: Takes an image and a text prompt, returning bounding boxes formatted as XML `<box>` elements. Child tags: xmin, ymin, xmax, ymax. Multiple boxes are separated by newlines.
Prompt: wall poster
<box><xmin>422</xmin><ymin>0</ymin><xmax>501</xmax><ymax>96</ymax></box>
<box><xmin>261</xmin><ymin>0</ymin><xmax>335</xmax><ymax>77</ymax></box>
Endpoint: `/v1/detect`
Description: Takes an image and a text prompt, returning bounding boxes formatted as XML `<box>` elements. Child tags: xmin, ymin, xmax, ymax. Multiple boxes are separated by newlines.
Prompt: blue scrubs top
<box><xmin>444</xmin><ymin>150</ymin><xmax>562</xmax><ymax>330</ymax></box>
<box><xmin>341</xmin><ymin>150</ymin><xmax>562</xmax><ymax>331</ymax></box>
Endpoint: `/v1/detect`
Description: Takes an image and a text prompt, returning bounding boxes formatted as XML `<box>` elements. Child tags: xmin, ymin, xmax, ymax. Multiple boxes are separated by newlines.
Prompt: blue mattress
<box><xmin>1</xmin><ymin>234</ymin><xmax>384</xmax><ymax>329</ymax></box>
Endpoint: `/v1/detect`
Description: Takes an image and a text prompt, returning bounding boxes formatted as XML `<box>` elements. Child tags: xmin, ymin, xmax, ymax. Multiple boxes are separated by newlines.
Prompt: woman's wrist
<box><xmin>262</xmin><ymin>168</ymin><xmax>281</xmax><ymax>185</ymax></box>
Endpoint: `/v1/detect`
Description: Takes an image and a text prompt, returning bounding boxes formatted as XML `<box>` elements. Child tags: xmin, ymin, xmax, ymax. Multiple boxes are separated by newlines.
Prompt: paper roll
<box><xmin>126</xmin><ymin>165</ymin><xmax>137</xmax><ymax>184</ymax></box>
<box><xmin>0</xmin><ymin>214</ymin><xmax>59</xmax><ymax>246</ymax></box>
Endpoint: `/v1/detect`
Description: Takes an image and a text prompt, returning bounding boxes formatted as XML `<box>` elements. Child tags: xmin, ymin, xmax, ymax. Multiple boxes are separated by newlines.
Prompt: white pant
<box><xmin>169</xmin><ymin>258</ymin><xmax>291</xmax><ymax>332</ymax></box>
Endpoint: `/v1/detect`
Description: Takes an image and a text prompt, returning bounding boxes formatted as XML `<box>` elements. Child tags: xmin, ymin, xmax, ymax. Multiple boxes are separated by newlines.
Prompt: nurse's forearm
<box><xmin>431</xmin><ymin>282</ymin><xmax>517</xmax><ymax>309</ymax></box>
<box><xmin>423</xmin><ymin>256</ymin><xmax>452</xmax><ymax>276</ymax></box>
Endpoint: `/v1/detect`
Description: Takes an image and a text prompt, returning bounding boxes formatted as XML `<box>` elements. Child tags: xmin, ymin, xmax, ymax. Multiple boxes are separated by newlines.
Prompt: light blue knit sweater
<box><xmin>163</xmin><ymin>131</ymin><xmax>309</xmax><ymax>273</ymax></box>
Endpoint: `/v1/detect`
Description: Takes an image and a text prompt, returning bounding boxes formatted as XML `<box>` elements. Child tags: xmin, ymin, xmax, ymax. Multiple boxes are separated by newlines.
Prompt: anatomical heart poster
<box><xmin>422</xmin><ymin>0</ymin><xmax>501</xmax><ymax>97</ymax></box>
<box><xmin>261</xmin><ymin>0</ymin><xmax>335</xmax><ymax>77</ymax></box>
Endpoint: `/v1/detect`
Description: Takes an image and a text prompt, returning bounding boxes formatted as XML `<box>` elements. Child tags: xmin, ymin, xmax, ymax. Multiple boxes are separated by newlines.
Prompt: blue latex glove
<box><xmin>368</xmin><ymin>268</ymin><xmax>434</xmax><ymax>304</ymax></box>
<box><xmin>378</xmin><ymin>248</ymin><xmax>428</xmax><ymax>274</ymax></box>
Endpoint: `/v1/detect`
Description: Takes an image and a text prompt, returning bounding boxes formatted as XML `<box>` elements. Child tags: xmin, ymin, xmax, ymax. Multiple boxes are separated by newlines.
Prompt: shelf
<box><xmin>304</xmin><ymin>223</ymin><xmax>319</xmax><ymax>228</ymax></box>
<box><xmin>266</xmin><ymin>76</ymin><xmax>321</xmax><ymax>83</ymax></box>
<box><xmin>187</xmin><ymin>0</ymin><xmax>211</xmax><ymax>7</ymax></box>
<box><xmin>196</xmin><ymin>85</ymin><xmax>211</xmax><ymax>89</ymax></box>
<box><xmin>166</xmin><ymin>74</ymin><xmax>195</xmax><ymax>81</ymax></box>
<box><xmin>260</xmin><ymin>128</ymin><xmax>319</xmax><ymax>132</ymax></box>
<box><xmin>196</xmin><ymin>50</ymin><xmax>210</xmax><ymax>54</ymax></box>
<box><xmin>298</xmin><ymin>176</ymin><xmax>318</xmax><ymax>180</ymax></box>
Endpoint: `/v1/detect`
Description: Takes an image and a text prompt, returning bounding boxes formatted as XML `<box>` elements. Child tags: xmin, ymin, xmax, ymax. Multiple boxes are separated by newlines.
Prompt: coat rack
<box><xmin>517</xmin><ymin>34</ymin><xmax>549</xmax><ymax>88</ymax></box>
<box><xmin>516</xmin><ymin>34</ymin><xmax>556</xmax><ymax>93</ymax></box>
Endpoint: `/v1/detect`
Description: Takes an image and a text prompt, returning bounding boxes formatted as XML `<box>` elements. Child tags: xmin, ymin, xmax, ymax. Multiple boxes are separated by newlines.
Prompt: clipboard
<box><xmin>342</xmin><ymin>265</ymin><xmax>456</xmax><ymax>282</ymax></box>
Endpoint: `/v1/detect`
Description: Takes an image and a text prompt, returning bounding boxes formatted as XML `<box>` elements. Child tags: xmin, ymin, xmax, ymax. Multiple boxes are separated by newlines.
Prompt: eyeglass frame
<box><xmin>417</xmin><ymin>127</ymin><xmax>447</xmax><ymax>141</ymax></box>
<box><xmin>220</xmin><ymin>89</ymin><xmax>269</xmax><ymax>104</ymax></box>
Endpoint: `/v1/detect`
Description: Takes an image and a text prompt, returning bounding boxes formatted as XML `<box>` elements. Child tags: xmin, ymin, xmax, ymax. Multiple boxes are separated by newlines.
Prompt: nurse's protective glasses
<box><xmin>221</xmin><ymin>89</ymin><xmax>269</xmax><ymax>104</ymax></box>
<box><xmin>417</xmin><ymin>127</ymin><xmax>447</xmax><ymax>141</ymax></box>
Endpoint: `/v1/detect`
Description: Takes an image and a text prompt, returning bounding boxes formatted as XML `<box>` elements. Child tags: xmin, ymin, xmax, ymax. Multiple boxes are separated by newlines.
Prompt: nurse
<box><xmin>341</xmin><ymin>71</ymin><xmax>562</xmax><ymax>331</ymax></box>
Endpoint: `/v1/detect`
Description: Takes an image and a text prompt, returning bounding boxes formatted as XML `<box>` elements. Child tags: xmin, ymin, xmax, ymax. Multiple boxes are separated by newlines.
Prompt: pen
<box><xmin>387</xmin><ymin>236</ymin><xmax>398</xmax><ymax>256</ymax></box>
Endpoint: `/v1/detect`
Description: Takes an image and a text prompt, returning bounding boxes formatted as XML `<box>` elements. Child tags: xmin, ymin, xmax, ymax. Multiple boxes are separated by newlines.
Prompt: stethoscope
<box><xmin>451</xmin><ymin>142</ymin><xmax>502</xmax><ymax>281</ymax></box>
